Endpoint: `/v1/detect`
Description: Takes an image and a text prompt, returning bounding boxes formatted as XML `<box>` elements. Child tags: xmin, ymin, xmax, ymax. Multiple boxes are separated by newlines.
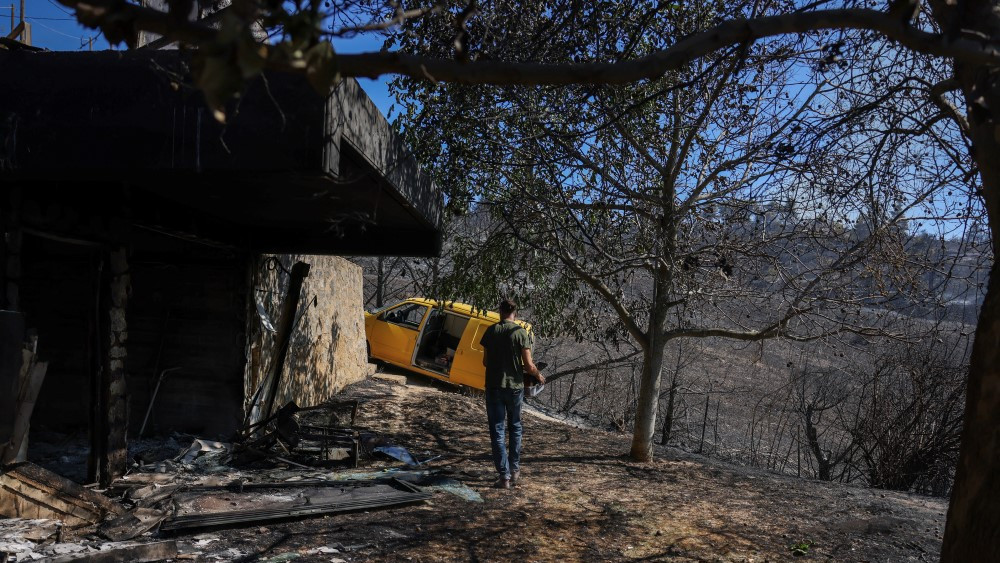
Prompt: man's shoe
<box><xmin>511</xmin><ymin>470</ymin><xmax>521</xmax><ymax>486</ymax></box>
<box><xmin>493</xmin><ymin>477</ymin><xmax>511</xmax><ymax>489</ymax></box>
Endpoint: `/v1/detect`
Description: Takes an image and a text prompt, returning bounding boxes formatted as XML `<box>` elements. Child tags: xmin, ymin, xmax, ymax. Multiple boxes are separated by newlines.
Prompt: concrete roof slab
<box><xmin>0</xmin><ymin>50</ymin><xmax>441</xmax><ymax>256</ymax></box>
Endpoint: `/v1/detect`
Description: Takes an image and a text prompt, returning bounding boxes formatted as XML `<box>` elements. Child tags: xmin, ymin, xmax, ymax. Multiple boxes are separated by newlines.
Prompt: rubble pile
<box><xmin>0</xmin><ymin>398</ymin><xmax>473</xmax><ymax>562</ymax></box>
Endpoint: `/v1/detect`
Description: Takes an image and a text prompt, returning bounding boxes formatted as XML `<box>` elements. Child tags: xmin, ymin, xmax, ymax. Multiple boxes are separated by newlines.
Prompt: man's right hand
<box><xmin>522</xmin><ymin>350</ymin><xmax>546</xmax><ymax>385</ymax></box>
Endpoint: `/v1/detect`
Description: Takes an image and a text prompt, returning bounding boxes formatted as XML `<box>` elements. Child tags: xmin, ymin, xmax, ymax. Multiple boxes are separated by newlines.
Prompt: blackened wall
<box><xmin>19</xmin><ymin>235</ymin><xmax>96</xmax><ymax>432</ymax></box>
<box><xmin>19</xmin><ymin>230</ymin><xmax>247</xmax><ymax>439</ymax></box>
<box><xmin>126</xmin><ymin>231</ymin><xmax>247</xmax><ymax>439</ymax></box>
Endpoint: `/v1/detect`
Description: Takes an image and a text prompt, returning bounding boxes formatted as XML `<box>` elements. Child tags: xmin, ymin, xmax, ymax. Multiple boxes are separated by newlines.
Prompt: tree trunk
<box><xmin>630</xmin><ymin>272</ymin><xmax>670</xmax><ymax>460</ymax></box>
<box><xmin>631</xmin><ymin>171</ymin><xmax>677</xmax><ymax>461</ymax></box>
<box><xmin>942</xmin><ymin>261</ymin><xmax>1000</xmax><ymax>561</ymax></box>
<box><xmin>630</xmin><ymin>338</ymin><xmax>666</xmax><ymax>461</ymax></box>
<box><xmin>803</xmin><ymin>405</ymin><xmax>831</xmax><ymax>481</ymax></box>
<box><xmin>942</xmin><ymin>3</ymin><xmax>1000</xmax><ymax>556</ymax></box>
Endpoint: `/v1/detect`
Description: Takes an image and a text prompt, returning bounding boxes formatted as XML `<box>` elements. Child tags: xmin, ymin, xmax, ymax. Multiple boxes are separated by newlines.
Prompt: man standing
<box><xmin>480</xmin><ymin>298</ymin><xmax>544</xmax><ymax>489</ymax></box>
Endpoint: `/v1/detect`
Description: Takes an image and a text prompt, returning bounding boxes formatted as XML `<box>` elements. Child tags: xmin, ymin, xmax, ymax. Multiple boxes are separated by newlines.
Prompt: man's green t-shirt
<box><xmin>479</xmin><ymin>320</ymin><xmax>532</xmax><ymax>390</ymax></box>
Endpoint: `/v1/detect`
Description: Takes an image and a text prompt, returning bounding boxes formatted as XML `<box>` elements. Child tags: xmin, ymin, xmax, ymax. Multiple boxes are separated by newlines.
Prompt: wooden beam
<box><xmin>41</xmin><ymin>540</ymin><xmax>177</xmax><ymax>563</ymax></box>
<box><xmin>0</xmin><ymin>355</ymin><xmax>47</xmax><ymax>465</ymax></box>
<box><xmin>0</xmin><ymin>462</ymin><xmax>123</xmax><ymax>527</ymax></box>
<box><xmin>5</xmin><ymin>21</ymin><xmax>23</xmax><ymax>40</ymax></box>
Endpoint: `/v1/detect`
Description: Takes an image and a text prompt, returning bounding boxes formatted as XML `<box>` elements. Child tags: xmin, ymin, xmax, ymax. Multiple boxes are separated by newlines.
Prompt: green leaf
<box><xmin>788</xmin><ymin>539</ymin><xmax>813</xmax><ymax>556</ymax></box>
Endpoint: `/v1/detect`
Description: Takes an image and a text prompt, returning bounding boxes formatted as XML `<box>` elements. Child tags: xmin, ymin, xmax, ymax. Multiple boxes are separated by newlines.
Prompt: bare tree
<box><xmin>846</xmin><ymin>334</ymin><xmax>967</xmax><ymax>495</ymax></box>
<box><xmin>796</xmin><ymin>367</ymin><xmax>855</xmax><ymax>482</ymax></box>
<box><xmin>389</xmin><ymin>0</ymin><xmax>957</xmax><ymax>465</ymax></box>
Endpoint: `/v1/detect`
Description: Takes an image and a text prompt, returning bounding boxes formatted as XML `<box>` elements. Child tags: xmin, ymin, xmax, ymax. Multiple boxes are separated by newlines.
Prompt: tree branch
<box><xmin>544</xmin><ymin>350</ymin><xmax>643</xmax><ymax>384</ymax></box>
<box><xmin>60</xmin><ymin>2</ymin><xmax>1000</xmax><ymax>83</ymax></box>
<box><xmin>929</xmin><ymin>77</ymin><xmax>972</xmax><ymax>138</ymax></box>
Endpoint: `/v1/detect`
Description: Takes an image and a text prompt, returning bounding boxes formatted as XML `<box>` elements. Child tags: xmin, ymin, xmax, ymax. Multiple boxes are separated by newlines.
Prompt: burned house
<box><xmin>0</xmin><ymin>50</ymin><xmax>440</xmax><ymax>490</ymax></box>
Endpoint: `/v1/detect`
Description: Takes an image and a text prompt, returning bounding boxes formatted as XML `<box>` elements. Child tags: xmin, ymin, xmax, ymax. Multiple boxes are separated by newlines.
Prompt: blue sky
<box><xmin>15</xmin><ymin>0</ymin><xmax>395</xmax><ymax>116</ymax></box>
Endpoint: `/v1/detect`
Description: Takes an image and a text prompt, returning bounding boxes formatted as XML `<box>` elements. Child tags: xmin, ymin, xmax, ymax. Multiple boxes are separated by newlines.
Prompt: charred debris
<box><xmin>0</xmin><ymin>393</ymin><xmax>457</xmax><ymax>562</ymax></box>
<box><xmin>0</xmin><ymin>49</ymin><xmax>445</xmax><ymax>561</ymax></box>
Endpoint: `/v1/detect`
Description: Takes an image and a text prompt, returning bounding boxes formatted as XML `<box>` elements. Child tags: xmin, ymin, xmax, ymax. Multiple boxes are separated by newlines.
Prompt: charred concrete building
<box><xmin>0</xmin><ymin>50</ymin><xmax>440</xmax><ymax>488</ymax></box>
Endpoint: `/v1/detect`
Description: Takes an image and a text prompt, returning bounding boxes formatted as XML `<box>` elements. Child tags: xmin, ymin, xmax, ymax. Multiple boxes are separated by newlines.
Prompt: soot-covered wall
<box><xmin>19</xmin><ymin>235</ymin><xmax>95</xmax><ymax>433</ymax></box>
<box><xmin>126</xmin><ymin>232</ymin><xmax>247</xmax><ymax>439</ymax></box>
<box><xmin>19</xmin><ymin>229</ymin><xmax>247</xmax><ymax>445</ymax></box>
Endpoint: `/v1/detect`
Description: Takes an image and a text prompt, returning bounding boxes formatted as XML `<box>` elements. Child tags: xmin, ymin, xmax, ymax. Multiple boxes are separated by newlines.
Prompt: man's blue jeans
<box><xmin>485</xmin><ymin>387</ymin><xmax>523</xmax><ymax>479</ymax></box>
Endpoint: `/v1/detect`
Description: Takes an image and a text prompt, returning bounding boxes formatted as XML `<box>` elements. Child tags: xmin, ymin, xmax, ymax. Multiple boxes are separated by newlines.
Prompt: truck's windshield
<box><xmin>382</xmin><ymin>303</ymin><xmax>428</xmax><ymax>329</ymax></box>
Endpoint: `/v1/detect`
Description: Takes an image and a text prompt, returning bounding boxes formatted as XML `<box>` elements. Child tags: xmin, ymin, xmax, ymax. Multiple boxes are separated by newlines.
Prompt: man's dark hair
<box><xmin>498</xmin><ymin>298</ymin><xmax>517</xmax><ymax>317</ymax></box>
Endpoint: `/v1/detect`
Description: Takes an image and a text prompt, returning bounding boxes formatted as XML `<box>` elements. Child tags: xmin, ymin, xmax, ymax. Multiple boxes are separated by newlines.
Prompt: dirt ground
<box><xmin>5</xmin><ymin>371</ymin><xmax>946</xmax><ymax>562</ymax></box>
<box><xmin>145</xmin><ymin>372</ymin><xmax>944</xmax><ymax>563</ymax></box>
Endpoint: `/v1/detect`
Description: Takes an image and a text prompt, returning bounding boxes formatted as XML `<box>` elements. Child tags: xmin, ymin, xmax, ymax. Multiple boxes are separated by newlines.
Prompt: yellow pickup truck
<box><xmin>364</xmin><ymin>298</ymin><xmax>532</xmax><ymax>390</ymax></box>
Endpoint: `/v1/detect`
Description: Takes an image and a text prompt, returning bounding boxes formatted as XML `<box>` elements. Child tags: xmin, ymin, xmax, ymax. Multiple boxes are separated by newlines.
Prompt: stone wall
<box><xmin>246</xmin><ymin>255</ymin><xmax>369</xmax><ymax>414</ymax></box>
